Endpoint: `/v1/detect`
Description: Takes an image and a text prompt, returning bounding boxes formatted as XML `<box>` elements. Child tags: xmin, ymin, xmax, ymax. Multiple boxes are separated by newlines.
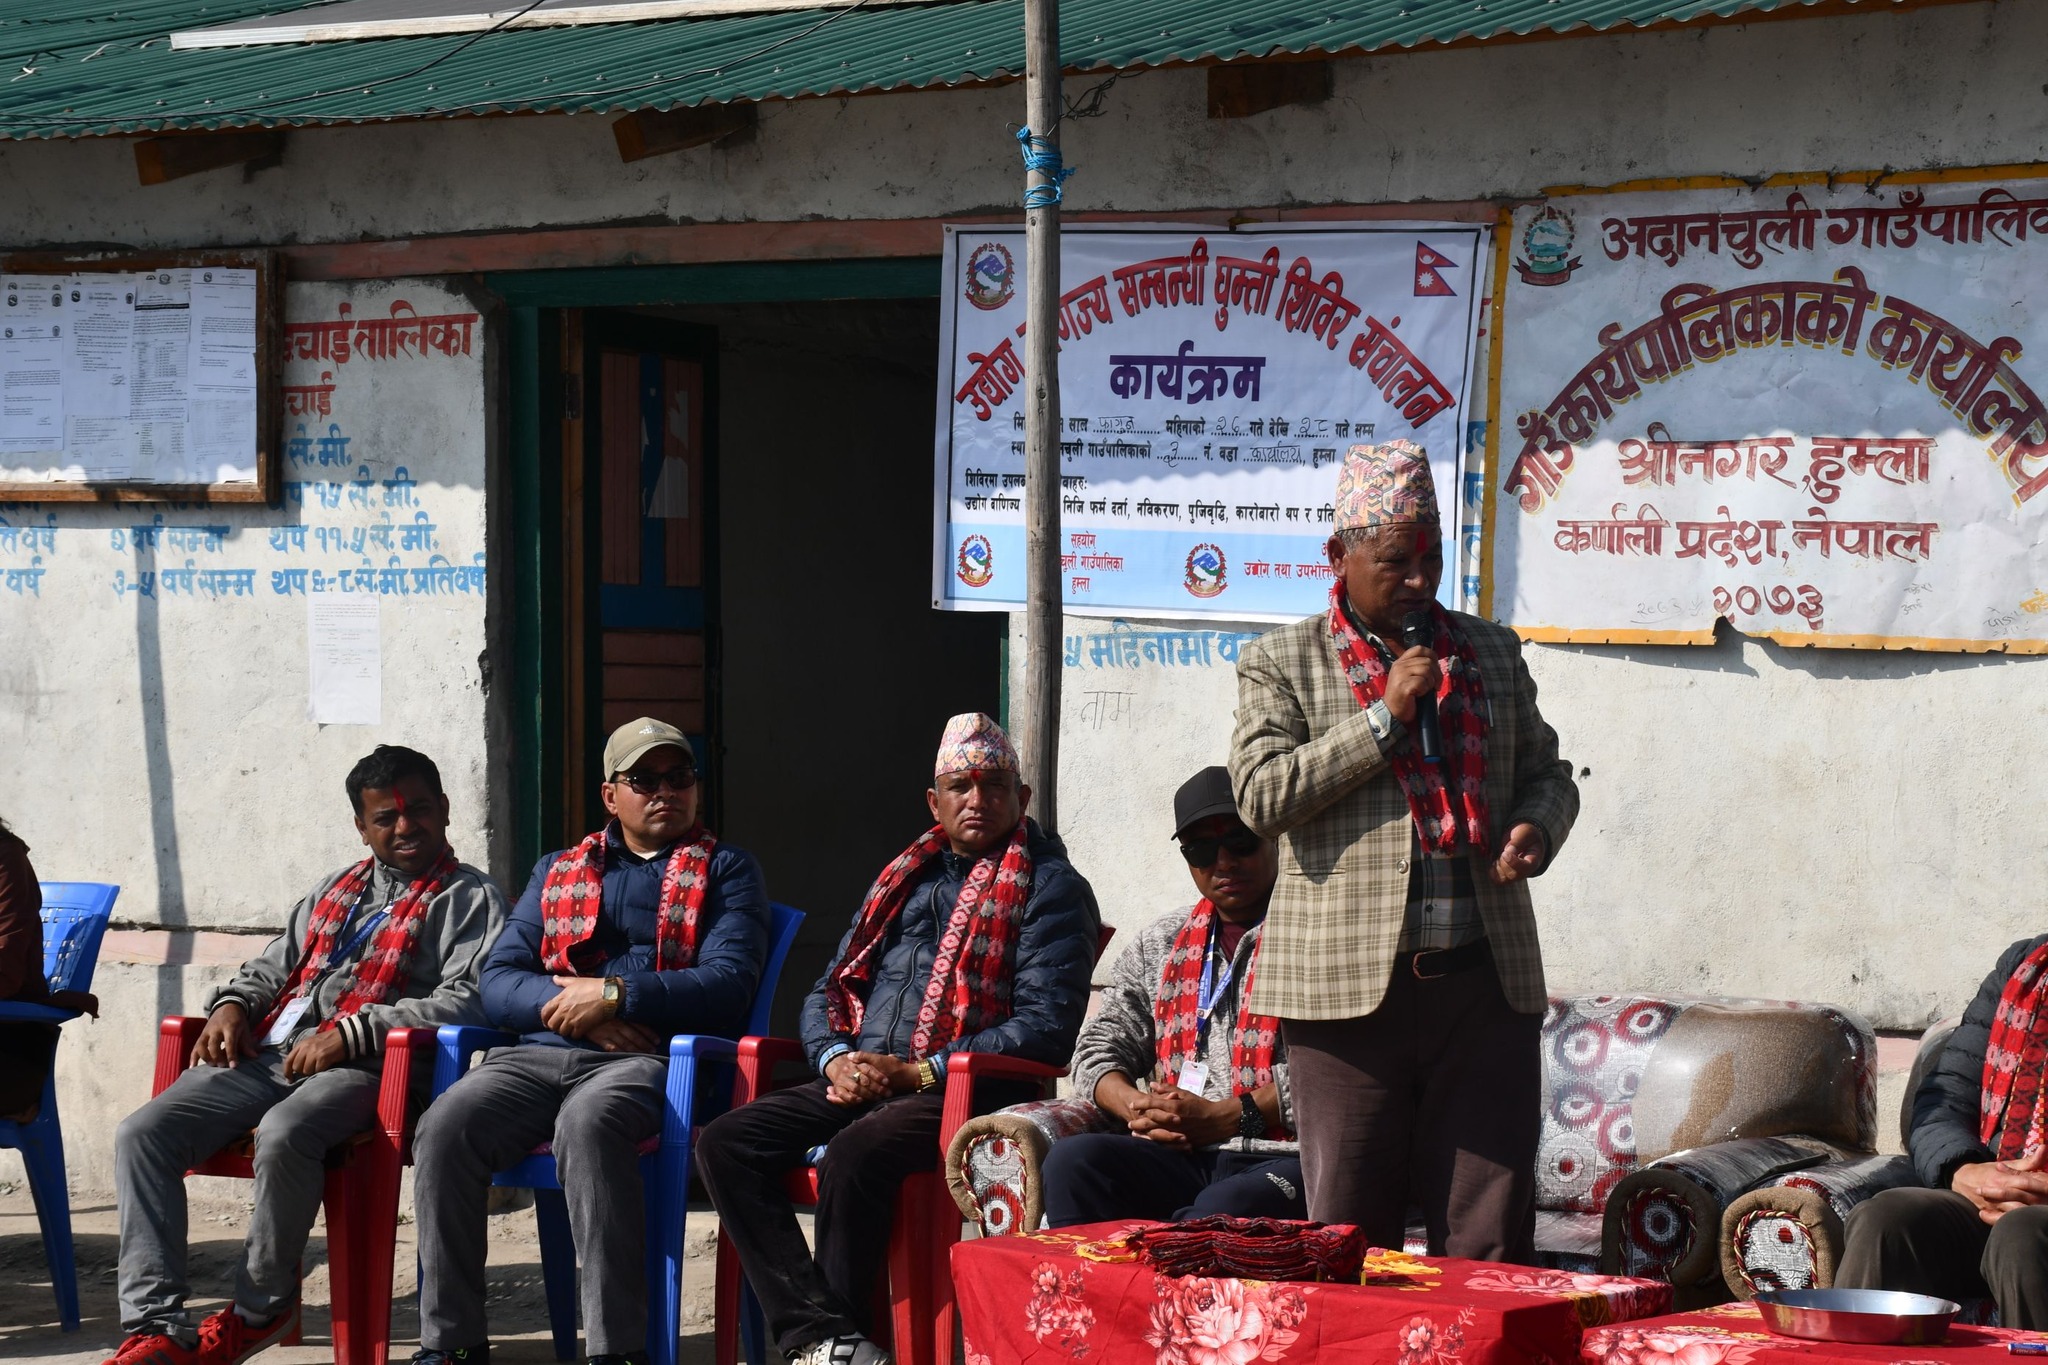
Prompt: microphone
<box><xmin>1399</xmin><ymin>609</ymin><xmax>1444</xmax><ymax>765</ymax></box>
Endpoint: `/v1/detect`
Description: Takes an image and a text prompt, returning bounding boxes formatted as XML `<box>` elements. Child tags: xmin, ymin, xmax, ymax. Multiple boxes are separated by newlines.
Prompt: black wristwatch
<box><xmin>1237</xmin><ymin>1092</ymin><xmax>1269</xmax><ymax>1140</ymax></box>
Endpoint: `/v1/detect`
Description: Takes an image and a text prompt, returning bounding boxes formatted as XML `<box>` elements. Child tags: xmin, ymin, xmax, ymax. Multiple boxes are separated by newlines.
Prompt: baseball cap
<box><xmin>603</xmin><ymin>717</ymin><xmax>695</xmax><ymax>778</ymax></box>
<box><xmin>1171</xmin><ymin>765</ymin><xmax>1241</xmax><ymax>840</ymax></box>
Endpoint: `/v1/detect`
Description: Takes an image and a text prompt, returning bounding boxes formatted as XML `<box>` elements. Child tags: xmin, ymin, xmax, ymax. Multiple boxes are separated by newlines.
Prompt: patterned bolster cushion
<box><xmin>1718</xmin><ymin>1153</ymin><xmax>1916</xmax><ymax>1299</ymax></box>
<box><xmin>943</xmin><ymin>1097</ymin><xmax>1112</xmax><ymax>1234</ymax></box>
<box><xmin>1602</xmin><ymin>1135</ymin><xmax>1847</xmax><ymax>1290</ymax></box>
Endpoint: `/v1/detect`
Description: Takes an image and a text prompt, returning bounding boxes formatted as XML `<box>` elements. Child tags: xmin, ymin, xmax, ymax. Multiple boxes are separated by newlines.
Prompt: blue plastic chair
<box><xmin>432</xmin><ymin>901</ymin><xmax>805</xmax><ymax>1365</ymax></box>
<box><xmin>0</xmin><ymin>880</ymin><xmax>118</xmax><ymax>1333</ymax></box>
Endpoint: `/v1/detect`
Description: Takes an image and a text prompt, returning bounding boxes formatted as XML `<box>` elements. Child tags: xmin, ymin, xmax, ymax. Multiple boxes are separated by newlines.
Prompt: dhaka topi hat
<box><xmin>934</xmin><ymin>712</ymin><xmax>1019</xmax><ymax>779</ymax></box>
<box><xmin>1332</xmin><ymin>439</ymin><xmax>1440</xmax><ymax>532</ymax></box>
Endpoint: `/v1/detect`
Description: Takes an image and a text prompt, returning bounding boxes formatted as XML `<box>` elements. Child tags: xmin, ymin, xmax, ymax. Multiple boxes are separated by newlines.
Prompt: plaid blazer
<box><xmin>1228</xmin><ymin>608</ymin><xmax>1578</xmax><ymax>1020</ymax></box>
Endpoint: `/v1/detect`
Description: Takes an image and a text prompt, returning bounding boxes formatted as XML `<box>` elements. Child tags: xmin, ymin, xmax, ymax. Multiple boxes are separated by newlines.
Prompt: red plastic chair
<box><xmin>712</xmin><ymin>926</ymin><xmax>1113</xmax><ymax>1365</ymax></box>
<box><xmin>151</xmin><ymin>1017</ymin><xmax>434</xmax><ymax>1365</ymax></box>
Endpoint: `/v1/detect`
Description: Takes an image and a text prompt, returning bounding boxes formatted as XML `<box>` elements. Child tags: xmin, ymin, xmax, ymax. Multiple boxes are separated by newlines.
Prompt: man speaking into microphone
<box><xmin>1226</xmin><ymin>440</ymin><xmax>1578</xmax><ymax>1262</ymax></box>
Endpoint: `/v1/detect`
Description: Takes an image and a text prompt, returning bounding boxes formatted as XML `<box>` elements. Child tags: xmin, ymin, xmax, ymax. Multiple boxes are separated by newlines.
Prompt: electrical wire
<box><xmin>0</xmin><ymin>0</ymin><xmax>879</xmax><ymax>130</ymax></box>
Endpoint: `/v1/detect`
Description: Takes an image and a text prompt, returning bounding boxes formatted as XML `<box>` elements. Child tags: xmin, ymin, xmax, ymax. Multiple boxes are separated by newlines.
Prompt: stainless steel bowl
<box><xmin>1754</xmin><ymin>1289</ymin><xmax>1961</xmax><ymax>1345</ymax></box>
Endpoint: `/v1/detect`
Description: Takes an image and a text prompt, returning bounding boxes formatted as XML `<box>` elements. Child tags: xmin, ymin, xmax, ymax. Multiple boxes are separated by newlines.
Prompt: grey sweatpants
<box><xmin>114</xmin><ymin>1047</ymin><xmax>383</xmax><ymax>1339</ymax></box>
<box><xmin>412</xmin><ymin>1046</ymin><xmax>667</xmax><ymax>1355</ymax></box>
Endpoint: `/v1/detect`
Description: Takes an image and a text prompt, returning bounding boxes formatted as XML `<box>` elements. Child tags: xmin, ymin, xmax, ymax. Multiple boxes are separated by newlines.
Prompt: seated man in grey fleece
<box><xmin>106</xmin><ymin>745</ymin><xmax>507</xmax><ymax>1365</ymax></box>
<box><xmin>1042</xmin><ymin>764</ymin><xmax>1305</xmax><ymax>1226</ymax></box>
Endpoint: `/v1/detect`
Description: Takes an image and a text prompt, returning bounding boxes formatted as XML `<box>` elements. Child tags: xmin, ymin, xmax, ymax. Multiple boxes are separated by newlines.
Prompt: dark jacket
<box><xmin>1908</xmin><ymin>932</ymin><xmax>2048</xmax><ymax>1188</ymax></box>
<box><xmin>482</xmin><ymin>827</ymin><xmax>771</xmax><ymax>1047</ymax></box>
<box><xmin>0</xmin><ymin>831</ymin><xmax>45</xmax><ymax>1002</ymax></box>
<box><xmin>799</xmin><ymin>819</ymin><xmax>1100</xmax><ymax>1087</ymax></box>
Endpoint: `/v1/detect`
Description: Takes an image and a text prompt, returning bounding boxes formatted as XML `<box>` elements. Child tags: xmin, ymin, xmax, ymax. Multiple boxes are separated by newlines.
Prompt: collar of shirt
<box><xmin>603</xmin><ymin>818</ymin><xmax>680</xmax><ymax>867</ymax></box>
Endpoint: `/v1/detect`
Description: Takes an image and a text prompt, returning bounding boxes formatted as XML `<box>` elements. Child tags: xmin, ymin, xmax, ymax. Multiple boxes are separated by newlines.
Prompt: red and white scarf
<box><xmin>1327</xmin><ymin>584</ymin><xmax>1492</xmax><ymax>854</ymax></box>
<box><xmin>824</xmin><ymin>820</ymin><xmax>1033</xmax><ymax>1056</ymax></box>
<box><xmin>1153</xmin><ymin>900</ymin><xmax>1289</xmax><ymax>1138</ymax></box>
<box><xmin>1981</xmin><ymin>939</ymin><xmax>2048</xmax><ymax>1160</ymax></box>
<box><xmin>257</xmin><ymin>849</ymin><xmax>458</xmax><ymax>1038</ymax></box>
<box><xmin>539</xmin><ymin>824</ymin><xmax>718</xmax><ymax>975</ymax></box>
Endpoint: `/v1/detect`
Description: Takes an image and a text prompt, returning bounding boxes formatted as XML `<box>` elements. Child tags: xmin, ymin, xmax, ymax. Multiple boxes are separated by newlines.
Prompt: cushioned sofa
<box><xmin>945</xmin><ymin>993</ymin><xmax>1877</xmax><ymax>1309</ymax></box>
<box><xmin>1717</xmin><ymin>1022</ymin><xmax>1953</xmax><ymax>1300</ymax></box>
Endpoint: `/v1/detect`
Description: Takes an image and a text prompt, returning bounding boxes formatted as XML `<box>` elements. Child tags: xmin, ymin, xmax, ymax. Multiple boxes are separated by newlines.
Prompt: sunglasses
<box><xmin>1177</xmin><ymin>828</ymin><xmax>1264</xmax><ymax>868</ymax></box>
<box><xmin>614</xmin><ymin>768</ymin><xmax>698</xmax><ymax>795</ymax></box>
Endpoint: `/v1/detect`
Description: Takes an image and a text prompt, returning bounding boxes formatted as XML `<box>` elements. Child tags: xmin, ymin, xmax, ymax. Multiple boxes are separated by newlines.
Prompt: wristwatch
<box><xmin>1237</xmin><ymin>1092</ymin><xmax>1268</xmax><ymax>1140</ymax></box>
<box><xmin>601</xmin><ymin>977</ymin><xmax>624</xmax><ymax>1014</ymax></box>
<box><xmin>916</xmin><ymin>1058</ymin><xmax>941</xmax><ymax>1092</ymax></box>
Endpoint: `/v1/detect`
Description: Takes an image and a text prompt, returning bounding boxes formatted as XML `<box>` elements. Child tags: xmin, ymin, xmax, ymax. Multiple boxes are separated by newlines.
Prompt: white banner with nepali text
<box><xmin>935</xmin><ymin>223</ymin><xmax>1488</xmax><ymax>622</ymax></box>
<box><xmin>1490</xmin><ymin>174</ymin><xmax>2048</xmax><ymax>650</ymax></box>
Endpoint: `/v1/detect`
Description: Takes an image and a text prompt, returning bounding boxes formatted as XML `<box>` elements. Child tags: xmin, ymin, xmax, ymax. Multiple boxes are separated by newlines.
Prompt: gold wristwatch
<box><xmin>601</xmin><ymin>977</ymin><xmax>624</xmax><ymax>1014</ymax></box>
<box><xmin>916</xmin><ymin>1058</ymin><xmax>940</xmax><ymax>1091</ymax></box>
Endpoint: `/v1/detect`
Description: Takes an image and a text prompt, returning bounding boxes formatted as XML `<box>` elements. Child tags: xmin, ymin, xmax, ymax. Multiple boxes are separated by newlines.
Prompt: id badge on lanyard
<box><xmin>1176</xmin><ymin>923</ymin><xmax>1234</xmax><ymax>1094</ymax></box>
<box><xmin>265</xmin><ymin>891</ymin><xmax>387</xmax><ymax>1047</ymax></box>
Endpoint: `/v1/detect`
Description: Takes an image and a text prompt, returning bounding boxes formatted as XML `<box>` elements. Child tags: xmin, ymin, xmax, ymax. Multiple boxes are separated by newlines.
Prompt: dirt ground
<box><xmin>0</xmin><ymin>1181</ymin><xmax>746</xmax><ymax>1365</ymax></box>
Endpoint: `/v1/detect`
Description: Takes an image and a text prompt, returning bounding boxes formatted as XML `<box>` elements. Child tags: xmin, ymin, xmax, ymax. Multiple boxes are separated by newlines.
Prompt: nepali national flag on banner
<box><xmin>1414</xmin><ymin>243</ymin><xmax>1459</xmax><ymax>297</ymax></box>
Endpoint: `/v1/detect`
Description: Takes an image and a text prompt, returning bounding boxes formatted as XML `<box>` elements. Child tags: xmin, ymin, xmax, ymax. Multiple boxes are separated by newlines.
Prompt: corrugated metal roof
<box><xmin>0</xmin><ymin>0</ymin><xmax>1899</xmax><ymax>141</ymax></box>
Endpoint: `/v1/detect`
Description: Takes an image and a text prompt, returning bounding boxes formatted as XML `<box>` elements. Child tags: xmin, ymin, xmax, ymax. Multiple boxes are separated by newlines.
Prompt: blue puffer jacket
<box><xmin>1908</xmin><ymin>932</ymin><xmax>2048</xmax><ymax>1188</ymax></box>
<box><xmin>799</xmin><ymin>819</ymin><xmax>1100</xmax><ymax>1087</ymax></box>
<box><xmin>481</xmin><ymin>824</ymin><xmax>771</xmax><ymax>1048</ymax></box>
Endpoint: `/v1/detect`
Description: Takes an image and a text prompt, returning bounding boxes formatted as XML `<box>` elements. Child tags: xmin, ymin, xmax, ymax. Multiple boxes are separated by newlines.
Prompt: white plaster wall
<box><xmin>0</xmin><ymin>279</ymin><xmax>493</xmax><ymax>930</ymax></box>
<box><xmin>0</xmin><ymin>278</ymin><xmax>493</xmax><ymax>1190</ymax></box>
<box><xmin>2</xmin><ymin>3</ymin><xmax>2045</xmax><ymax>247</ymax></box>
<box><xmin>1019</xmin><ymin>611</ymin><xmax>2041</xmax><ymax>1034</ymax></box>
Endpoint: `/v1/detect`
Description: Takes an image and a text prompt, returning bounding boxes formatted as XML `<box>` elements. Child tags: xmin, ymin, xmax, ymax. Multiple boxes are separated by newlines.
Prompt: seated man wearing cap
<box><xmin>696</xmin><ymin>713</ymin><xmax>1100</xmax><ymax>1365</ymax></box>
<box><xmin>410</xmin><ymin>718</ymin><xmax>770</xmax><ymax>1365</ymax></box>
<box><xmin>1041</xmin><ymin>765</ymin><xmax>1304</xmax><ymax>1227</ymax></box>
<box><xmin>107</xmin><ymin>746</ymin><xmax>506</xmax><ymax>1365</ymax></box>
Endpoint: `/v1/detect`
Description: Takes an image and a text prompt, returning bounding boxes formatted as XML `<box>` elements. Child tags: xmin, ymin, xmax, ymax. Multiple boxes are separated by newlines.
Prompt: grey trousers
<box><xmin>413</xmin><ymin>1046</ymin><xmax>667</xmax><ymax>1355</ymax></box>
<box><xmin>1838</xmin><ymin>1186</ymin><xmax>2048</xmax><ymax>1329</ymax></box>
<box><xmin>114</xmin><ymin>1047</ymin><xmax>384</xmax><ymax>1339</ymax></box>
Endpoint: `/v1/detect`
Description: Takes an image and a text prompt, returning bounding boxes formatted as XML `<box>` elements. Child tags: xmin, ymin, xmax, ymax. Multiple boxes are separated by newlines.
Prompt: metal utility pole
<box><xmin>1019</xmin><ymin>0</ymin><xmax>1064</xmax><ymax>832</ymax></box>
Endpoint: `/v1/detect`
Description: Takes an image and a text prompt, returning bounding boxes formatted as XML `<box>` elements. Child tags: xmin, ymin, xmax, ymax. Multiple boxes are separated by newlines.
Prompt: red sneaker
<box><xmin>102</xmin><ymin>1331</ymin><xmax>199</xmax><ymax>1365</ymax></box>
<box><xmin>193</xmin><ymin>1300</ymin><xmax>299</xmax><ymax>1365</ymax></box>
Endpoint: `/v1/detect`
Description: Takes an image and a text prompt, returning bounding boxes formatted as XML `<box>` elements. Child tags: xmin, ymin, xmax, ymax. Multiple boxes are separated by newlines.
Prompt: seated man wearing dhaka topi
<box><xmin>1227</xmin><ymin>440</ymin><xmax>1578</xmax><ymax>1261</ymax></box>
<box><xmin>1040</xmin><ymin>763</ymin><xmax>1305</xmax><ymax>1227</ymax></box>
<box><xmin>696</xmin><ymin>713</ymin><xmax>1100</xmax><ymax>1365</ymax></box>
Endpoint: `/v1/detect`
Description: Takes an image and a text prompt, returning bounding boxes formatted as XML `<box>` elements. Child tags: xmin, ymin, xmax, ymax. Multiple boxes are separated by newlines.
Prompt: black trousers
<box><xmin>1281</xmin><ymin>955</ymin><xmax>1542</xmax><ymax>1262</ymax></box>
<box><xmin>1041</xmin><ymin>1132</ymin><xmax>1307</xmax><ymax>1228</ymax></box>
<box><xmin>1837</xmin><ymin>1186</ymin><xmax>2048</xmax><ymax>1329</ymax></box>
<box><xmin>696</xmin><ymin>1078</ymin><xmax>1029</xmax><ymax>1355</ymax></box>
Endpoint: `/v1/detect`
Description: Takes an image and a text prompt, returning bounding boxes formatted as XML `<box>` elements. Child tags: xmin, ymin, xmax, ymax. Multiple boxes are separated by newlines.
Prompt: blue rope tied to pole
<box><xmin>1016</xmin><ymin>126</ymin><xmax>1074</xmax><ymax>209</ymax></box>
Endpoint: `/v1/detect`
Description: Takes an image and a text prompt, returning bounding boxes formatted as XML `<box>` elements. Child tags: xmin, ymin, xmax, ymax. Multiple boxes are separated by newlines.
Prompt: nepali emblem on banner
<box><xmin>1184</xmin><ymin>543</ymin><xmax>1227</xmax><ymax>598</ymax></box>
<box><xmin>1515</xmin><ymin>206</ymin><xmax>1581</xmax><ymax>287</ymax></box>
<box><xmin>964</xmin><ymin>243</ymin><xmax>1016</xmax><ymax>311</ymax></box>
<box><xmin>956</xmin><ymin>534</ymin><xmax>994</xmax><ymax>588</ymax></box>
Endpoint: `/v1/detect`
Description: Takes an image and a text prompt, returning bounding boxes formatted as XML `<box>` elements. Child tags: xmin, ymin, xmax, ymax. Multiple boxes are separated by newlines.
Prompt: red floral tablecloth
<box><xmin>954</xmin><ymin>1221</ymin><xmax>1675</xmax><ymax>1365</ymax></box>
<box><xmin>1582</xmin><ymin>1303</ymin><xmax>2048</xmax><ymax>1365</ymax></box>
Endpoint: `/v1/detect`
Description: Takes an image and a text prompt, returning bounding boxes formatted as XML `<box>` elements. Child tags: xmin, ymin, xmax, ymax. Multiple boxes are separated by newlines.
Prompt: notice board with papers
<box><xmin>0</xmin><ymin>250</ymin><xmax>280</xmax><ymax>503</ymax></box>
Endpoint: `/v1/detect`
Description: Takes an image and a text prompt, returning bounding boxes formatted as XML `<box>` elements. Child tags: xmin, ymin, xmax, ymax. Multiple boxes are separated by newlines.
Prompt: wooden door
<box><xmin>560</xmin><ymin>314</ymin><xmax>717</xmax><ymax>836</ymax></box>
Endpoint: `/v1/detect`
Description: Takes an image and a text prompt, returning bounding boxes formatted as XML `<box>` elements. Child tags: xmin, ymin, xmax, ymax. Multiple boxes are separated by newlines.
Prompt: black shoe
<box><xmin>410</xmin><ymin>1346</ymin><xmax>490</xmax><ymax>1365</ymax></box>
<box><xmin>586</xmin><ymin>1355</ymin><xmax>648</xmax><ymax>1365</ymax></box>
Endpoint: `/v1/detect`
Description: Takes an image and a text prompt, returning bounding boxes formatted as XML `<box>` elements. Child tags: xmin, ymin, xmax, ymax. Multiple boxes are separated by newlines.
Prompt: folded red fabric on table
<box><xmin>1106</xmin><ymin>1214</ymin><xmax>1372</xmax><ymax>1283</ymax></box>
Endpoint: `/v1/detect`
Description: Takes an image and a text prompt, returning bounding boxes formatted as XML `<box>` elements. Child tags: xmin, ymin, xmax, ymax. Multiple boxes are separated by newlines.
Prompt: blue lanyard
<box><xmin>1193</xmin><ymin>919</ymin><xmax>1236</xmax><ymax>1051</ymax></box>
<box><xmin>329</xmin><ymin>902</ymin><xmax>390</xmax><ymax>967</ymax></box>
<box><xmin>302</xmin><ymin>886</ymin><xmax>388</xmax><ymax>993</ymax></box>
